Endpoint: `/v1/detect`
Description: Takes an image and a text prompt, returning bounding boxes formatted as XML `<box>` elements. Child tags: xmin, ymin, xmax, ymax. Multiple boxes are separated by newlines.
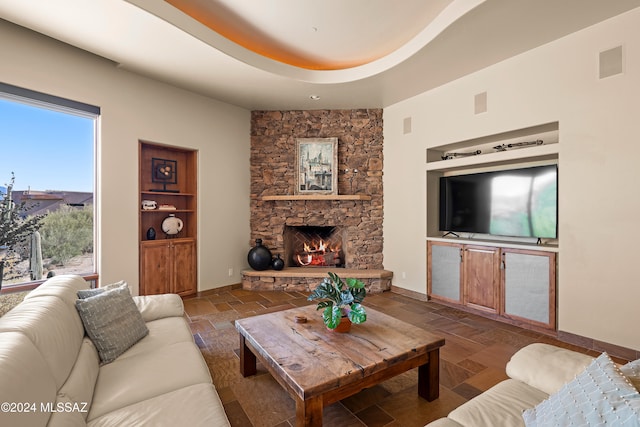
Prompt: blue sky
<box><xmin>0</xmin><ymin>98</ymin><xmax>94</xmax><ymax>193</ymax></box>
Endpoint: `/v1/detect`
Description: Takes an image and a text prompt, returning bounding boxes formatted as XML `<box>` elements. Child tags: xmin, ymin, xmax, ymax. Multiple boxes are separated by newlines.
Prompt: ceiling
<box><xmin>1</xmin><ymin>0</ymin><xmax>639</xmax><ymax>110</ymax></box>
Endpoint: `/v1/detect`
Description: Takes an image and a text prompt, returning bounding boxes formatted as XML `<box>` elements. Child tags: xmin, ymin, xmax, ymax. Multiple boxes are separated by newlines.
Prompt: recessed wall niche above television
<box><xmin>439</xmin><ymin>165</ymin><xmax>558</xmax><ymax>239</ymax></box>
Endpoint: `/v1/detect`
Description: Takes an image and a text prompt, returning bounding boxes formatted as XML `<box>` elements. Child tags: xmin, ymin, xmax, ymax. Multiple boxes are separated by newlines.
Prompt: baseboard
<box><xmin>389</xmin><ymin>285</ymin><xmax>428</xmax><ymax>301</ymax></box>
<box><xmin>558</xmin><ymin>330</ymin><xmax>640</xmax><ymax>361</ymax></box>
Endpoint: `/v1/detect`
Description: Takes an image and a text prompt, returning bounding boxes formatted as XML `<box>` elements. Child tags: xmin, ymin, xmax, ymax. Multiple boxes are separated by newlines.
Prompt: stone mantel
<box><xmin>260</xmin><ymin>194</ymin><xmax>372</xmax><ymax>201</ymax></box>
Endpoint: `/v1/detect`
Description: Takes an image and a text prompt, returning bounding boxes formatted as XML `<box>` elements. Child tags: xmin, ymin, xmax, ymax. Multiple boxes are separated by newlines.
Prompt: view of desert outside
<box><xmin>0</xmin><ymin>96</ymin><xmax>95</xmax><ymax>287</ymax></box>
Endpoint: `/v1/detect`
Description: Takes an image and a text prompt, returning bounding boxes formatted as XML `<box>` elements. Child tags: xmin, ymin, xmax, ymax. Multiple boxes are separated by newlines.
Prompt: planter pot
<box><xmin>330</xmin><ymin>316</ymin><xmax>352</xmax><ymax>333</ymax></box>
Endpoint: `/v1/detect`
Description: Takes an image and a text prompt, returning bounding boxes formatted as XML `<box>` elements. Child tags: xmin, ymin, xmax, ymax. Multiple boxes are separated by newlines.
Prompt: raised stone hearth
<box><xmin>241</xmin><ymin>268</ymin><xmax>392</xmax><ymax>293</ymax></box>
<box><xmin>250</xmin><ymin>109</ymin><xmax>387</xmax><ymax>283</ymax></box>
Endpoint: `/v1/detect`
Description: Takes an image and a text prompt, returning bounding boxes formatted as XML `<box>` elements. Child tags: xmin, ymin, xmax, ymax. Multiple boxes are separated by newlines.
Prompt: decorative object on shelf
<box><xmin>307</xmin><ymin>271</ymin><xmax>367</xmax><ymax>332</ymax></box>
<box><xmin>271</xmin><ymin>254</ymin><xmax>285</xmax><ymax>270</ymax></box>
<box><xmin>441</xmin><ymin>150</ymin><xmax>481</xmax><ymax>160</ymax></box>
<box><xmin>150</xmin><ymin>157</ymin><xmax>179</xmax><ymax>192</ymax></box>
<box><xmin>141</xmin><ymin>200</ymin><xmax>157</xmax><ymax>210</ymax></box>
<box><xmin>161</xmin><ymin>214</ymin><xmax>183</xmax><ymax>237</ymax></box>
<box><xmin>158</xmin><ymin>204</ymin><xmax>177</xmax><ymax>210</ymax></box>
<box><xmin>344</xmin><ymin>168</ymin><xmax>359</xmax><ymax>193</ymax></box>
<box><xmin>247</xmin><ymin>239</ymin><xmax>272</xmax><ymax>271</ymax></box>
<box><xmin>295</xmin><ymin>137</ymin><xmax>338</xmax><ymax>195</ymax></box>
<box><xmin>146</xmin><ymin>227</ymin><xmax>156</xmax><ymax>240</ymax></box>
<box><xmin>493</xmin><ymin>139</ymin><xmax>543</xmax><ymax>152</ymax></box>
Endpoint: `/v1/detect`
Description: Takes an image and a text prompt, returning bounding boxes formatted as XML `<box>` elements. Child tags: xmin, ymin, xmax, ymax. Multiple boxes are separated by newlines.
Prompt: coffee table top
<box><xmin>235</xmin><ymin>304</ymin><xmax>445</xmax><ymax>400</ymax></box>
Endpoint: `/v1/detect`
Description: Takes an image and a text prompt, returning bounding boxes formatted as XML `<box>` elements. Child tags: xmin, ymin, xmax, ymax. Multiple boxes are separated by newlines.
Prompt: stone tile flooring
<box><xmin>184</xmin><ymin>288</ymin><xmax>600</xmax><ymax>427</ymax></box>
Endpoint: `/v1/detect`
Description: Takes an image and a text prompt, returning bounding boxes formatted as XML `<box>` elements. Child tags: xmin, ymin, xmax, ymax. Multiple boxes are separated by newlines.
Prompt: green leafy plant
<box><xmin>307</xmin><ymin>271</ymin><xmax>367</xmax><ymax>329</ymax></box>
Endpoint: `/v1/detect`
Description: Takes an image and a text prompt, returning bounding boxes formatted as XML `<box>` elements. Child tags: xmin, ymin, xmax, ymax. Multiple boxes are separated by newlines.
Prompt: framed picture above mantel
<box><xmin>295</xmin><ymin>137</ymin><xmax>337</xmax><ymax>195</ymax></box>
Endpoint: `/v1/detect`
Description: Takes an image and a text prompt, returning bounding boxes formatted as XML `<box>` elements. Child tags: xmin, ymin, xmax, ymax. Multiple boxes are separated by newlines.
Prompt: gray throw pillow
<box><xmin>75</xmin><ymin>285</ymin><xmax>149</xmax><ymax>364</ymax></box>
<box><xmin>77</xmin><ymin>280</ymin><xmax>126</xmax><ymax>299</ymax></box>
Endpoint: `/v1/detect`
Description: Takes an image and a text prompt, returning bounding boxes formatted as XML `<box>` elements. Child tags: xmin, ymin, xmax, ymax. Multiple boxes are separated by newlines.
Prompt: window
<box><xmin>0</xmin><ymin>83</ymin><xmax>98</xmax><ymax>289</ymax></box>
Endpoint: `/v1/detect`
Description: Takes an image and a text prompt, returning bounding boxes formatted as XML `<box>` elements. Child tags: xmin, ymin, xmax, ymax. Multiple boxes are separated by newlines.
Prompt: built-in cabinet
<box><xmin>425</xmin><ymin>122</ymin><xmax>559</xmax><ymax>332</ymax></box>
<box><xmin>139</xmin><ymin>141</ymin><xmax>197</xmax><ymax>296</ymax></box>
<box><xmin>428</xmin><ymin>241</ymin><xmax>556</xmax><ymax>331</ymax></box>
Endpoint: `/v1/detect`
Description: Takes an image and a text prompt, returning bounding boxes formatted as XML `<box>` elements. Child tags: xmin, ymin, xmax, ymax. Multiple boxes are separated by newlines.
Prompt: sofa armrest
<box><xmin>505</xmin><ymin>343</ymin><xmax>594</xmax><ymax>395</ymax></box>
<box><xmin>132</xmin><ymin>294</ymin><xmax>184</xmax><ymax>322</ymax></box>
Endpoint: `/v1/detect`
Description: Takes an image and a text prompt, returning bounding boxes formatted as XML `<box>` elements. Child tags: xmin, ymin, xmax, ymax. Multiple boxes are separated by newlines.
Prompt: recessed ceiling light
<box><xmin>310</xmin><ymin>95</ymin><xmax>320</xmax><ymax>100</ymax></box>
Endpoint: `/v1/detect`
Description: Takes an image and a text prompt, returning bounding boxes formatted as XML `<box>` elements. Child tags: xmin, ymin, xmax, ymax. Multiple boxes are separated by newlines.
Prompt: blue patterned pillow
<box><xmin>523</xmin><ymin>352</ymin><xmax>640</xmax><ymax>427</ymax></box>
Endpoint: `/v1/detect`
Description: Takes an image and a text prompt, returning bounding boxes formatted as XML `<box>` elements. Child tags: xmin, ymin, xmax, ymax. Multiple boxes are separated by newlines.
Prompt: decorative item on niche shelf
<box><xmin>295</xmin><ymin>137</ymin><xmax>338</xmax><ymax>195</ymax></box>
<box><xmin>493</xmin><ymin>139</ymin><xmax>543</xmax><ymax>152</ymax></box>
<box><xmin>441</xmin><ymin>150</ymin><xmax>481</xmax><ymax>160</ymax></box>
<box><xmin>161</xmin><ymin>214</ymin><xmax>183</xmax><ymax>238</ymax></box>
<box><xmin>307</xmin><ymin>271</ymin><xmax>367</xmax><ymax>333</ymax></box>
<box><xmin>150</xmin><ymin>157</ymin><xmax>179</xmax><ymax>192</ymax></box>
<box><xmin>141</xmin><ymin>200</ymin><xmax>157</xmax><ymax>210</ymax></box>
<box><xmin>157</xmin><ymin>204</ymin><xmax>176</xmax><ymax>211</ymax></box>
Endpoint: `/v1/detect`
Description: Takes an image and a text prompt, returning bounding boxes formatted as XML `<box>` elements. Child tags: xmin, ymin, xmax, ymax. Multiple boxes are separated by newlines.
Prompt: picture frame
<box><xmin>150</xmin><ymin>157</ymin><xmax>178</xmax><ymax>192</ymax></box>
<box><xmin>295</xmin><ymin>137</ymin><xmax>338</xmax><ymax>195</ymax></box>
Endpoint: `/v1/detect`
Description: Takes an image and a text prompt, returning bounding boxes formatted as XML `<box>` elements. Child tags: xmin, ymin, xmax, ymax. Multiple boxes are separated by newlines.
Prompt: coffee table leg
<box><xmin>418</xmin><ymin>348</ymin><xmax>440</xmax><ymax>401</ymax></box>
<box><xmin>239</xmin><ymin>335</ymin><xmax>257</xmax><ymax>377</ymax></box>
<box><xmin>295</xmin><ymin>395</ymin><xmax>322</xmax><ymax>427</ymax></box>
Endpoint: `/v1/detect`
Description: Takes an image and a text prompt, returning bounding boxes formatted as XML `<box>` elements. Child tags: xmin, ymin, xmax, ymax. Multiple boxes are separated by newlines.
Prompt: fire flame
<box><xmin>296</xmin><ymin>239</ymin><xmax>341</xmax><ymax>266</ymax></box>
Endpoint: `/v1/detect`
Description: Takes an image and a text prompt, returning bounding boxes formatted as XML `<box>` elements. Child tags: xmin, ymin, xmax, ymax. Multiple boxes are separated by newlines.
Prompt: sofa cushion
<box><xmin>46</xmin><ymin>395</ymin><xmax>88</xmax><ymax>427</ymax></box>
<box><xmin>75</xmin><ymin>285</ymin><xmax>149</xmax><ymax>364</ymax></box>
<box><xmin>115</xmin><ymin>316</ymin><xmax>195</xmax><ymax>360</ymax></box>
<box><xmin>506</xmin><ymin>343</ymin><xmax>594</xmax><ymax>395</ymax></box>
<box><xmin>522</xmin><ymin>352</ymin><xmax>640</xmax><ymax>427</ymax></box>
<box><xmin>0</xmin><ymin>295</ymin><xmax>85</xmax><ymax>388</ymax></box>
<box><xmin>132</xmin><ymin>294</ymin><xmax>184</xmax><ymax>322</ymax></box>
<box><xmin>57</xmin><ymin>338</ymin><xmax>100</xmax><ymax>420</ymax></box>
<box><xmin>447</xmin><ymin>378</ymin><xmax>548</xmax><ymax>427</ymax></box>
<box><xmin>87</xmin><ymin>383</ymin><xmax>230</xmax><ymax>427</ymax></box>
<box><xmin>88</xmin><ymin>341</ymin><xmax>213</xmax><ymax>420</ymax></box>
<box><xmin>24</xmin><ymin>274</ymin><xmax>89</xmax><ymax>306</ymax></box>
<box><xmin>621</xmin><ymin>358</ymin><xmax>640</xmax><ymax>391</ymax></box>
<box><xmin>0</xmin><ymin>331</ymin><xmax>58</xmax><ymax>427</ymax></box>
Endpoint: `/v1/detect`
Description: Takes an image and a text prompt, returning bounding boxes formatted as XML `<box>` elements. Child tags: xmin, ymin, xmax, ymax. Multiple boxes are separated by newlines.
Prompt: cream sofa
<box><xmin>0</xmin><ymin>274</ymin><xmax>230</xmax><ymax>427</ymax></box>
<box><xmin>427</xmin><ymin>342</ymin><xmax>640</xmax><ymax>426</ymax></box>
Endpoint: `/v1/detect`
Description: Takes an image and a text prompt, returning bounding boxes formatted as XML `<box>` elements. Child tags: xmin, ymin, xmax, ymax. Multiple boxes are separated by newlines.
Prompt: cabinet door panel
<box><xmin>428</xmin><ymin>242</ymin><xmax>462</xmax><ymax>302</ymax></box>
<box><xmin>172</xmin><ymin>240</ymin><xmax>196</xmax><ymax>296</ymax></box>
<box><xmin>140</xmin><ymin>242</ymin><xmax>171</xmax><ymax>295</ymax></box>
<box><xmin>464</xmin><ymin>246</ymin><xmax>500</xmax><ymax>313</ymax></box>
<box><xmin>502</xmin><ymin>250</ymin><xmax>556</xmax><ymax>328</ymax></box>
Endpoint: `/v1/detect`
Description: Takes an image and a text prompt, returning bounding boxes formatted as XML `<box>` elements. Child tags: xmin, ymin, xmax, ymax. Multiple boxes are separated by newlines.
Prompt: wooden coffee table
<box><xmin>235</xmin><ymin>305</ymin><xmax>445</xmax><ymax>427</ymax></box>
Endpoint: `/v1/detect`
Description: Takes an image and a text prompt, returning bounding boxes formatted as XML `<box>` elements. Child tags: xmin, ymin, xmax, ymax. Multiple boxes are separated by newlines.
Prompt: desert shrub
<box><xmin>40</xmin><ymin>204</ymin><xmax>93</xmax><ymax>265</ymax></box>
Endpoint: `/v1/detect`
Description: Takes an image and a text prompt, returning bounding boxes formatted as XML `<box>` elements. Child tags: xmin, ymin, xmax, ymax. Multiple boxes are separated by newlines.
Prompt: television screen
<box><xmin>439</xmin><ymin>165</ymin><xmax>557</xmax><ymax>239</ymax></box>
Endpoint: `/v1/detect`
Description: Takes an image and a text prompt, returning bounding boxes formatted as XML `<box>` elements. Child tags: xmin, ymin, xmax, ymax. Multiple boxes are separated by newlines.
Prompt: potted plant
<box><xmin>307</xmin><ymin>271</ymin><xmax>367</xmax><ymax>332</ymax></box>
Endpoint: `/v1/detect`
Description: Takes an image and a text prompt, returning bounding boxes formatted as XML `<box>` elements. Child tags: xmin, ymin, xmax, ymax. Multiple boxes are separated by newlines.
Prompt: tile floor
<box><xmin>183</xmin><ymin>288</ymin><xmax>600</xmax><ymax>427</ymax></box>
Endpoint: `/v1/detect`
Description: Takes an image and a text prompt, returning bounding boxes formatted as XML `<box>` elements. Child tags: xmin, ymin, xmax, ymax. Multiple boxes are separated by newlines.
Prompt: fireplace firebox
<box><xmin>283</xmin><ymin>225</ymin><xmax>345</xmax><ymax>268</ymax></box>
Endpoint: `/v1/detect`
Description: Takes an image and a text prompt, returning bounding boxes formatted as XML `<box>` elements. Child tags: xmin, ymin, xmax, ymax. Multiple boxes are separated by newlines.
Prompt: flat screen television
<box><xmin>439</xmin><ymin>165</ymin><xmax>557</xmax><ymax>239</ymax></box>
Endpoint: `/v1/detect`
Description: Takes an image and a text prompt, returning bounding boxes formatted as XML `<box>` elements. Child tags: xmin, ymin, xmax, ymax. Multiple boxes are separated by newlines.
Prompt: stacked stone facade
<box><xmin>250</xmin><ymin>109</ymin><xmax>384</xmax><ymax>270</ymax></box>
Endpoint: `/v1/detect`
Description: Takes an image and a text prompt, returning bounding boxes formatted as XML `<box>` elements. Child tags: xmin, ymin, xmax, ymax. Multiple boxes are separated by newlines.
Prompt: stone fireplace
<box><xmin>243</xmin><ymin>109</ymin><xmax>392</xmax><ymax>292</ymax></box>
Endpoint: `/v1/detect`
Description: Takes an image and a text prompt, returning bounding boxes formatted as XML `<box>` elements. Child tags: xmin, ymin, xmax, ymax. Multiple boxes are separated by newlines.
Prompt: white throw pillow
<box><xmin>522</xmin><ymin>352</ymin><xmax>640</xmax><ymax>427</ymax></box>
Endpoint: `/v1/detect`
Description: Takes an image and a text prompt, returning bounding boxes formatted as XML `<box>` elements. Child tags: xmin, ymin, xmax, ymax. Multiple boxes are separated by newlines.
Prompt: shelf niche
<box><xmin>426</xmin><ymin>122</ymin><xmax>559</xmax><ymax>245</ymax></box>
<box><xmin>139</xmin><ymin>140</ymin><xmax>197</xmax><ymax>296</ymax></box>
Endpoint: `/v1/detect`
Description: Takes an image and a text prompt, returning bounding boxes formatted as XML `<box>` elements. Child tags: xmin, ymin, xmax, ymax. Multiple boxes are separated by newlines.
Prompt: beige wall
<box><xmin>384</xmin><ymin>8</ymin><xmax>640</xmax><ymax>350</ymax></box>
<box><xmin>0</xmin><ymin>20</ymin><xmax>251</xmax><ymax>294</ymax></box>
